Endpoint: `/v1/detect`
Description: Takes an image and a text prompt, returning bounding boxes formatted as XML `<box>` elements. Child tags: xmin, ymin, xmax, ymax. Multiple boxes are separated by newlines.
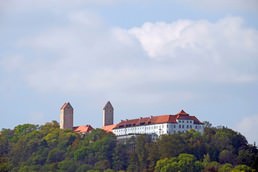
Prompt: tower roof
<box><xmin>103</xmin><ymin>101</ymin><xmax>113</xmax><ymax>110</ymax></box>
<box><xmin>60</xmin><ymin>102</ymin><xmax>73</xmax><ymax>110</ymax></box>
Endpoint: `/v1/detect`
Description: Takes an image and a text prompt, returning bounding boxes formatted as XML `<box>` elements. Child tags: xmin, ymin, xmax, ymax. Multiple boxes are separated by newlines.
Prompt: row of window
<box><xmin>115</xmin><ymin>125</ymin><xmax>164</xmax><ymax>134</ymax></box>
<box><xmin>116</xmin><ymin>123</ymin><xmax>202</xmax><ymax>131</ymax></box>
<box><xmin>179</xmin><ymin>125</ymin><xmax>195</xmax><ymax>129</ymax></box>
<box><xmin>114</xmin><ymin>124</ymin><xmax>203</xmax><ymax>135</ymax></box>
<box><xmin>178</xmin><ymin>120</ymin><xmax>193</xmax><ymax>123</ymax></box>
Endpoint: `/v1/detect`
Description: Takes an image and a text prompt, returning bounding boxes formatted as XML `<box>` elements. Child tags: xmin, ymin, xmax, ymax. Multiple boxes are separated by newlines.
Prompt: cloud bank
<box><xmin>2</xmin><ymin>15</ymin><xmax>257</xmax><ymax>95</ymax></box>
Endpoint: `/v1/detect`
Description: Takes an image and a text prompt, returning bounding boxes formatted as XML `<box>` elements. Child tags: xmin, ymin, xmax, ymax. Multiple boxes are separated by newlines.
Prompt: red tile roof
<box><xmin>114</xmin><ymin>110</ymin><xmax>203</xmax><ymax>129</ymax></box>
<box><xmin>102</xmin><ymin>124</ymin><xmax>117</xmax><ymax>133</ymax></box>
<box><xmin>73</xmin><ymin>125</ymin><xmax>93</xmax><ymax>133</ymax></box>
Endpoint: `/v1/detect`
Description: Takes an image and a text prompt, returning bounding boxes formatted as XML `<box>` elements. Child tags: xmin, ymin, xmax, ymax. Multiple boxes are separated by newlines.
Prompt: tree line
<box><xmin>0</xmin><ymin>121</ymin><xmax>257</xmax><ymax>172</ymax></box>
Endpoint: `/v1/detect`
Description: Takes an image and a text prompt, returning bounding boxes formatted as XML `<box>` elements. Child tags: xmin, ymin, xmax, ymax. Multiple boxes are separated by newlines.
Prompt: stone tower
<box><xmin>103</xmin><ymin>101</ymin><xmax>114</xmax><ymax>126</ymax></box>
<box><xmin>60</xmin><ymin>102</ymin><xmax>73</xmax><ymax>129</ymax></box>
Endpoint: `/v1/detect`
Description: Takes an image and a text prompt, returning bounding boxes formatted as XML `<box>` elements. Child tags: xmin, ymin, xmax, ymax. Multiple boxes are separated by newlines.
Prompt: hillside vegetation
<box><xmin>0</xmin><ymin>121</ymin><xmax>257</xmax><ymax>172</ymax></box>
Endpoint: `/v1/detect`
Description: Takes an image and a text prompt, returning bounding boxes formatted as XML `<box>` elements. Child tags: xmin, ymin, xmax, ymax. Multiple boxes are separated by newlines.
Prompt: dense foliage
<box><xmin>0</xmin><ymin>121</ymin><xmax>257</xmax><ymax>172</ymax></box>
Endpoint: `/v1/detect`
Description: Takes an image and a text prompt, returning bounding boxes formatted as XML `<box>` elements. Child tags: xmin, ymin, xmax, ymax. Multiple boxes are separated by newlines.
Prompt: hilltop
<box><xmin>0</xmin><ymin>121</ymin><xmax>257</xmax><ymax>172</ymax></box>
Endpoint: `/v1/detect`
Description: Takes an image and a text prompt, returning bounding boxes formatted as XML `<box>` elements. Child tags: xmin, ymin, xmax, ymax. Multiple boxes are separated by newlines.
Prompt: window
<box><xmin>179</xmin><ymin>125</ymin><xmax>181</xmax><ymax>128</ymax></box>
<box><xmin>182</xmin><ymin>125</ymin><xmax>184</xmax><ymax>128</ymax></box>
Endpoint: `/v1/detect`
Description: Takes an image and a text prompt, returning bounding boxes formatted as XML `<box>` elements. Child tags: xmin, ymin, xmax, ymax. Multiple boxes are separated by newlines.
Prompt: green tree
<box><xmin>135</xmin><ymin>135</ymin><xmax>151</xmax><ymax>171</ymax></box>
<box><xmin>218</xmin><ymin>163</ymin><xmax>233</xmax><ymax>172</ymax></box>
<box><xmin>219</xmin><ymin>149</ymin><xmax>236</xmax><ymax>164</ymax></box>
<box><xmin>94</xmin><ymin>160</ymin><xmax>110</xmax><ymax>171</ymax></box>
<box><xmin>232</xmin><ymin>164</ymin><xmax>255</xmax><ymax>172</ymax></box>
<box><xmin>146</xmin><ymin>141</ymin><xmax>159</xmax><ymax>171</ymax></box>
<box><xmin>47</xmin><ymin>148</ymin><xmax>65</xmax><ymax>163</ymax></box>
<box><xmin>1</xmin><ymin>122</ymin><xmax>257</xmax><ymax>171</ymax></box>
<box><xmin>76</xmin><ymin>164</ymin><xmax>93</xmax><ymax>172</ymax></box>
<box><xmin>0</xmin><ymin>156</ymin><xmax>10</xmax><ymax>172</ymax></box>
<box><xmin>203</xmin><ymin>161</ymin><xmax>220</xmax><ymax>172</ymax></box>
<box><xmin>177</xmin><ymin>153</ymin><xmax>196</xmax><ymax>172</ymax></box>
<box><xmin>157</xmin><ymin>134</ymin><xmax>185</xmax><ymax>158</ymax></box>
<box><xmin>12</xmin><ymin>124</ymin><xmax>39</xmax><ymax>142</ymax></box>
<box><xmin>203</xmin><ymin>121</ymin><xmax>212</xmax><ymax>128</ymax></box>
<box><xmin>155</xmin><ymin>154</ymin><xmax>202</xmax><ymax>172</ymax></box>
<box><xmin>127</xmin><ymin>152</ymin><xmax>139</xmax><ymax>172</ymax></box>
<box><xmin>183</xmin><ymin>130</ymin><xmax>206</xmax><ymax>159</ymax></box>
<box><xmin>58</xmin><ymin>159</ymin><xmax>77</xmax><ymax>172</ymax></box>
<box><xmin>112</xmin><ymin>143</ymin><xmax>128</xmax><ymax>171</ymax></box>
<box><xmin>155</xmin><ymin>157</ymin><xmax>179</xmax><ymax>172</ymax></box>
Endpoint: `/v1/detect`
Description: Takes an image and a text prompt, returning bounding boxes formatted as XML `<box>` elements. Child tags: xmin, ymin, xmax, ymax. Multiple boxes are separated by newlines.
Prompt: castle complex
<box><xmin>59</xmin><ymin>101</ymin><xmax>204</xmax><ymax>138</ymax></box>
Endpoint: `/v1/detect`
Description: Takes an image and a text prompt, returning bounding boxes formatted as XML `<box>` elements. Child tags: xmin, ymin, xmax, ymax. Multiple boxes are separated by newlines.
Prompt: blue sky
<box><xmin>0</xmin><ymin>0</ymin><xmax>258</xmax><ymax>144</ymax></box>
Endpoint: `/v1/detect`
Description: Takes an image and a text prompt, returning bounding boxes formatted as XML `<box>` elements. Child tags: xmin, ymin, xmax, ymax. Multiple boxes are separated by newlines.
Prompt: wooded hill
<box><xmin>0</xmin><ymin>121</ymin><xmax>257</xmax><ymax>172</ymax></box>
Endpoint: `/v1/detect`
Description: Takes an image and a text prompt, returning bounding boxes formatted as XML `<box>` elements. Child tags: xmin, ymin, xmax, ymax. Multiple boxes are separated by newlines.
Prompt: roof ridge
<box><xmin>60</xmin><ymin>102</ymin><xmax>72</xmax><ymax>110</ymax></box>
<box><xmin>103</xmin><ymin>101</ymin><xmax>113</xmax><ymax>109</ymax></box>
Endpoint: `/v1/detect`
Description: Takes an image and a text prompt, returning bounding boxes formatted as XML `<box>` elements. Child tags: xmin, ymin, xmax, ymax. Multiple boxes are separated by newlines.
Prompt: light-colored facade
<box><xmin>60</xmin><ymin>102</ymin><xmax>73</xmax><ymax>130</ymax></box>
<box><xmin>103</xmin><ymin>101</ymin><xmax>114</xmax><ymax>126</ymax></box>
<box><xmin>112</xmin><ymin>110</ymin><xmax>204</xmax><ymax>138</ymax></box>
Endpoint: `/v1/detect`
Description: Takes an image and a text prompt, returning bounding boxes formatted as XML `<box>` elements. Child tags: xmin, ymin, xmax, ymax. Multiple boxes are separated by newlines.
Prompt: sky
<box><xmin>0</xmin><ymin>0</ymin><xmax>258</xmax><ymax>144</ymax></box>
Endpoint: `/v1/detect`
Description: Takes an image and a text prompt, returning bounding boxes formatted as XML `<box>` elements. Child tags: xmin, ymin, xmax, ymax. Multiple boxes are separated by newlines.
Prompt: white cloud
<box><xmin>236</xmin><ymin>114</ymin><xmax>258</xmax><ymax>144</ymax></box>
<box><xmin>128</xmin><ymin>17</ymin><xmax>258</xmax><ymax>83</ymax></box>
<box><xmin>129</xmin><ymin>17</ymin><xmax>258</xmax><ymax>60</ymax></box>
<box><xmin>1</xmin><ymin>16</ymin><xmax>258</xmax><ymax>96</ymax></box>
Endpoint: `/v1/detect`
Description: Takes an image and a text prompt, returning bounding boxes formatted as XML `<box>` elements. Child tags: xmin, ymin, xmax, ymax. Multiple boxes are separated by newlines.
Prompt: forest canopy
<box><xmin>0</xmin><ymin>121</ymin><xmax>257</xmax><ymax>172</ymax></box>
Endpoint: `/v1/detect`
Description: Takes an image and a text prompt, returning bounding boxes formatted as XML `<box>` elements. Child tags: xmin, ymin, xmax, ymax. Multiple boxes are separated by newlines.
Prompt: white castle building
<box><xmin>60</xmin><ymin>101</ymin><xmax>204</xmax><ymax>138</ymax></box>
<box><xmin>111</xmin><ymin>110</ymin><xmax>204</xmax><ymax>140</ymax></box>
<box><xmin>101</xmin><ymin>102</ymin><xmax>204</xmax><ymax>138</ymax></box>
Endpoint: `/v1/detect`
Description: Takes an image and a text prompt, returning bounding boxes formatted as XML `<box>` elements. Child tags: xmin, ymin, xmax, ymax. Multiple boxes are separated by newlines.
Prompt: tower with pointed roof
<box><xmin>60</xmin><ymin>102</ymin><xmax>73</xmax><ymax>129</ymax></box>
<box><xmin>103</xmin><ymin>101</ymin><xmax>114</xmax><ymax>126</ymax></box>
